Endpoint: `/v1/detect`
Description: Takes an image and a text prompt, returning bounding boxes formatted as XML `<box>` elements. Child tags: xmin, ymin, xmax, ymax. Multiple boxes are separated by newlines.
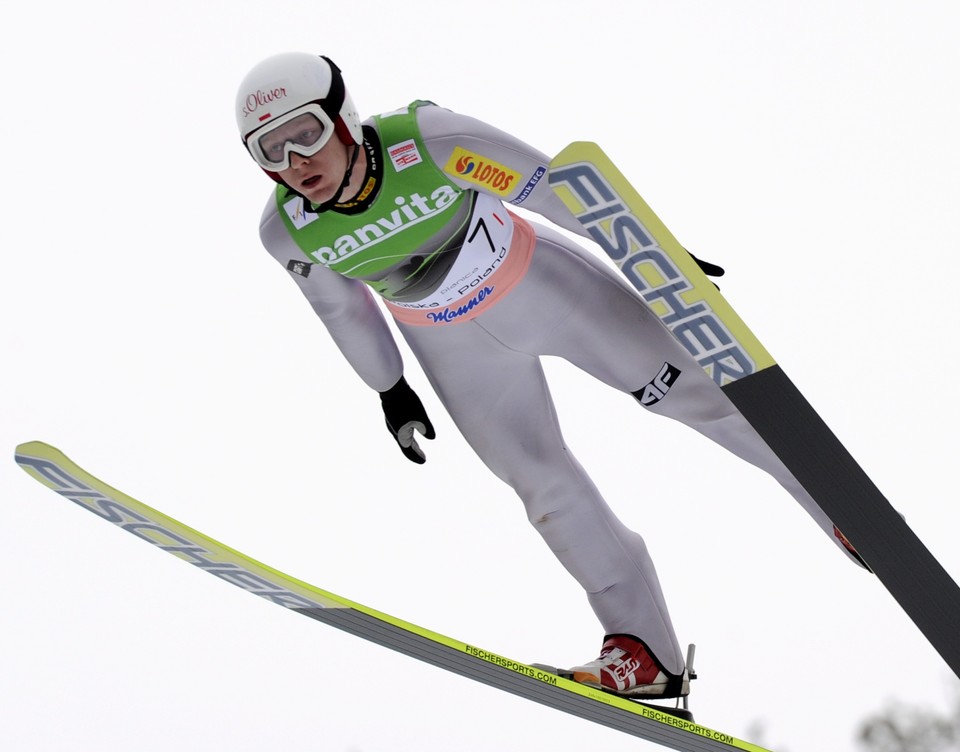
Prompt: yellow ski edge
<box><xmin>14</xmin><ymin>440</ymin><xmax>770</xmax><ymax>752</ymax></box>
<box><xmin>549</xmin><ymin>142</ymin><xmax>776</xmax><ymax>382</ymax></box>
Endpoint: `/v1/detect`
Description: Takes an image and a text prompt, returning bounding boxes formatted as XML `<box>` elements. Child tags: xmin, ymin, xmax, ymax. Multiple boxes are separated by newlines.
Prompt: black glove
<box><xmin>379</xmin><ymin>377</ymin><xmax>436</xmax><ymax>464</ymax></box>
<box><xmin>686</xmin><ymin>249</ymin><xmax>725</xmax><ymax>280</ymax></box>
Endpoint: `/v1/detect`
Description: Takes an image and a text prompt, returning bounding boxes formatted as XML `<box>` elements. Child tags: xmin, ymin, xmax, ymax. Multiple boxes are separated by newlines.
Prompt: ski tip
<box><xmin>551</xmin><ymin>141</ymin><xmax>604</xmax><ymax>164</ymax></box>
<box><xmin>15</xmin><ymin>440</ymin><xmax>53</xmax><ymax>457</ymax></box>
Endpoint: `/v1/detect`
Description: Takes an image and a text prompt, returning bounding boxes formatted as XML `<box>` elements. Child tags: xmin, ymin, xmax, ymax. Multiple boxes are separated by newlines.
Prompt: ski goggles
<box><xmin>245</xmin><ymin>104</ymin><xmax>337</xmax><ymax>171</ymax></box>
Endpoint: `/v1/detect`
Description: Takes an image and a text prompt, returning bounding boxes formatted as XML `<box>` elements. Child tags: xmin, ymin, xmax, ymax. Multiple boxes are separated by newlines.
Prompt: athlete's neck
<box><xmin>332</xmin><ymin>127</ymin><xmax>382</xmax><ymax>213</ymax></box>
<box><xmin>337</xmin><ymin>144</ymin><xmax>367</xmax><ymax>203</ymax></box>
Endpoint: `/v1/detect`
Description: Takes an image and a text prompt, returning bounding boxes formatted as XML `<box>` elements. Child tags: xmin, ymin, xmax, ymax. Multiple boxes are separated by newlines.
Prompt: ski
<box><xmin>548</xmin><ymin>143</ymin><xmax>960</xmax><ymax>679</ymax></box>
<box><xmin>14</xmin><ymin>441</ymin><xmax>769</xmax><ymax>752</ymax></box>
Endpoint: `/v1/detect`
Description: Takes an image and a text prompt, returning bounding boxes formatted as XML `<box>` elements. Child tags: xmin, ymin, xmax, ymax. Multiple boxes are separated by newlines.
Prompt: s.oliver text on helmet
<box><xmin>242</xmin><ymin>87</ymin><xmax>288</xmax><ymax>119</ymax></box>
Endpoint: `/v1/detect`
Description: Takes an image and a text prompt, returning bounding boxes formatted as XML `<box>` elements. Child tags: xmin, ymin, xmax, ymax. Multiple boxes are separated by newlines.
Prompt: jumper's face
<box><xmin>246</xmin><ymin>105</ymin><xmax>335</xmax><ymax>169</ymax></box>
<box><xmin>256</xmin><ymin>112</ymin><xmax>329</xmax><ymax>166</ymax></box>
<box><xmin>245</xmin><ymin>105</ymin><xmax>351</xmax><ymax>205</ymax></box>
<box><xmin>276</xmin><ymin>136</ymin><xmax>351</xmax><ymax>205</ymax></box>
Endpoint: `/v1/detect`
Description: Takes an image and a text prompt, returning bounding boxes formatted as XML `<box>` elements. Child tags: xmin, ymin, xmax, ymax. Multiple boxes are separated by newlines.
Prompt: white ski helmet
<box><xmin>235</xmin><ymin>53</ymin><xmax>362</xmax><ymax>176</ymax></box>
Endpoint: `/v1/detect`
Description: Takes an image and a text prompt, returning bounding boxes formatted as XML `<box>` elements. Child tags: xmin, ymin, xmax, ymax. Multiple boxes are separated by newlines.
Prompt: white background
<box><xmin>3</xmin><ymin>2</ymin><xmax>959</xmax><ymax>750</ymax></box>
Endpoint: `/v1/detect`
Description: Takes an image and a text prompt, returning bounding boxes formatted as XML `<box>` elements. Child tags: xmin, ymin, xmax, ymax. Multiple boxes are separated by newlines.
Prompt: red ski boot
<box><xmin>568</xmin><ymin>634</ymin><xmax>689</xmax><ymax>699</ymax></box>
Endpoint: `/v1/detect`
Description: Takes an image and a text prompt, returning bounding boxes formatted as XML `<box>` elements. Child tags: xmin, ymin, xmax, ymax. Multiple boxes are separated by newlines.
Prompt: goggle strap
<box><xmin>319</xmin><ymin>55</ymin><xmax>347</xmax><ymax>123</ymax></box>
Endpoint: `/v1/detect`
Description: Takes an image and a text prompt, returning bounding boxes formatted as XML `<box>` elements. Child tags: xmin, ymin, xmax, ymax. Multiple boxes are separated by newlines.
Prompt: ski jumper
<box><xmin>258</xmin><ymin>101</ymin><xmax>860</xmax><ymax>674</ymax></box>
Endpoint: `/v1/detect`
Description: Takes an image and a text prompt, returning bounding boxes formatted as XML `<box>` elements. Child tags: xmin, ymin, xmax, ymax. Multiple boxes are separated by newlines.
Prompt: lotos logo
<box><xmin>455</xmin><ymin>154</ymin><xmax>476</xmax><ymax>173</ymax></box>
<box><xmin>241</xmin><ymin>86</ymin><xmax>288</xmax><ymax>119</ymax></box>
<box><xmin>444</xmin><ymin>147</ymin><xmax>521</xmax><ymax>197</ymax></box>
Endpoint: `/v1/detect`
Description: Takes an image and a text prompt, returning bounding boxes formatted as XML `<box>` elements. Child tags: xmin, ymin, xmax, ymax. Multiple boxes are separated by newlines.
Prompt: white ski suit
<box><xmin>257</xmin><ymin>101</ymin><xmax>857</xmax><ymax>674</ymax></box>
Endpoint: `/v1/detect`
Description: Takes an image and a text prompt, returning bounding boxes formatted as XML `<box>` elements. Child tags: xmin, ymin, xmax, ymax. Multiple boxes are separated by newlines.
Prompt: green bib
<box><xmin>276</xmin><ymin>101</ymin><xmax>474</xmax><ymax>302</ymax></box>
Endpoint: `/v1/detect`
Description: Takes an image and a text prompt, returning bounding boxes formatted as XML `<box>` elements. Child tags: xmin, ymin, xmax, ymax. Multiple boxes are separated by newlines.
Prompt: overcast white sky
<box><xmin>3</xmin><ymin>2</ymin><xmax>960</xmax><ymax>750</ymax></box>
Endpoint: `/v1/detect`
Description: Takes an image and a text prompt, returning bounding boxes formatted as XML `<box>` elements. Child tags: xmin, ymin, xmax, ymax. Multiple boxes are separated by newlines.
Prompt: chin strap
<box><xmin>314</xmin><ymin>141</ymin><xmax>362</xmax><ymax>213</ymax></box>
<box><xmin>277</xmin><ymin>140</ymin><xmax>362</xmax><ymax>214</ymax></box>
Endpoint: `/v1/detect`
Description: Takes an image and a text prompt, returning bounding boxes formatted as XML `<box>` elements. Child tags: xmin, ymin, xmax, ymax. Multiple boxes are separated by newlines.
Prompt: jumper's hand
<box><xmin>687</xmin><ymin>250</ymin><xmax>725</xmax><ymax>280</ymax></box>
<box><xmin>379</xmin><ymin>377</ymin><xmax>436</xmax><ymax>464</ymax></box>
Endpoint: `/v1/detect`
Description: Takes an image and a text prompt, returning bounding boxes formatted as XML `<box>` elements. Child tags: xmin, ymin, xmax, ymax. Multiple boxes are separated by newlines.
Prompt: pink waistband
<box><xmin>385</xmin><ymin>211</ymin><xmax>536</xmax><ymax>326</ymax></box>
